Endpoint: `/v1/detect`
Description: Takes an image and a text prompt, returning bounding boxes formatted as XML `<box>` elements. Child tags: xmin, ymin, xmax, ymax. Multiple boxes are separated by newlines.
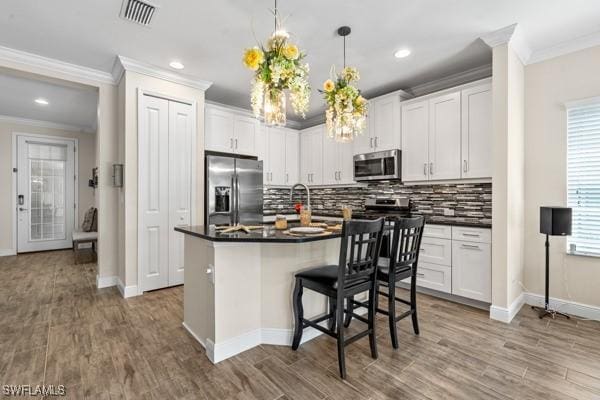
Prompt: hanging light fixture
<box><xmin>321</xmin><ymin>26</ymin><xmax>368</xmax><ymax>143</ymax></box>
<box><xmin>242</xmin><ymin>0</ymin><xmax>311</xmax><ymax>126</ymax></box>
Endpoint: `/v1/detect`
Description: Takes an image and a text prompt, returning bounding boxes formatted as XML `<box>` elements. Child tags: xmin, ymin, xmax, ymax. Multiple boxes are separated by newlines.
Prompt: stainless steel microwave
<box><xmin>353</xmin><ymin>149</ymin><xmax>401</xmax><ymax>181</ymax></box>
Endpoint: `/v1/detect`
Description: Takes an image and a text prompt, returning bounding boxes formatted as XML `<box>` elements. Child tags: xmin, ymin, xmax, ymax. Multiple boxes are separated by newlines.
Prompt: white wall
<box><xmin>118</xmin><ymin>70</ymin><xmax>206</xmax><ymax>290</ymax></box>
<box><xmin>524</xmin><ymin>45</ymin><xmax>600</xmax><ymax>308</ymax></box>
<box><xmin>0</xmin><ymin>121</ymin><xmax>96</xmax><ymax>252</ymax></box>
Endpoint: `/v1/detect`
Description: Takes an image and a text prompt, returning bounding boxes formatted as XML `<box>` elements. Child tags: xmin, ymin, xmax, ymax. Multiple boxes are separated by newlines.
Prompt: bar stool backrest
<box><xmin>389</xmin><ymin>217</ymin><xmax>426</xmax><ymax>276</ymax></box>
<box><xmin>338</xmin><ymin>218</ymin><xmax>385</xmax><ymax>288</ymax></box>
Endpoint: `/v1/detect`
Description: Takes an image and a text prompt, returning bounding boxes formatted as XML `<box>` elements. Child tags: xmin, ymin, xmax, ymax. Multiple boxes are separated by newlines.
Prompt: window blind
<box><xmin>567</xmin><ymin>102</ymin><xmax>600</xmax><ymax>256</ymax></box>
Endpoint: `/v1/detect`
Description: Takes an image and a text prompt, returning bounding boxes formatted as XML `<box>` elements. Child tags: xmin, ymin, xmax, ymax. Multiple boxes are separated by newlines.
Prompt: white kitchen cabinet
<box><xmin>322</xmin><ymin>134</ymin><xmax>355</xmax><ymax>185</ymax></box>
<box><xmin>461</xmin><ymin>83</ymin><xmax>492</xmax><ymax>179</ymax></box>
<box><xmin>205</xmin><ymin>106</ymin><xmax>235</xmax><ymax>153</ymax></box>
<box><xmin>300</xmin><ymin>125</ymin><xmax>323</xmax><ymax>185</ymax></box>
<box><xmin>285</xmin><ymin>130</ymin><xmax>299</xmax><ymax>185</ymax></box>
<box><xmin>428</xmin><ymin>92</ymin><xmax>461</xmax><ymax>180</ymax></box>
<box><xmin>419</xmin><ymin>237</ymin><xmax>452</xmax><ymax>266</ymax></box>
<box><xmin>205</xmin><ymin>104</ymin><xmax>257</xmax><ymax>156</ymax></box>
<box><xmin>352</xmin><ymin>115</ymin><xmax>372</xmax><ymax>155</ymax></box>
<box><xmin>371</xmin><ymin>93</ymin><xmax>401</xmax><ymax>151</ymax></box>
<box><xmin>452</xmin><ymin>240</ymin><xmax>492</xmax><ymax>302</ymax></box>
<box><xmin>265</xmin><ymin>127</ymin><xmax>287</xmax><ymax>185</ymax></box>
<box><xmin>401</xmin><ymin>100</ymin><xmax>430</xmax><ymax>182</ymax></box>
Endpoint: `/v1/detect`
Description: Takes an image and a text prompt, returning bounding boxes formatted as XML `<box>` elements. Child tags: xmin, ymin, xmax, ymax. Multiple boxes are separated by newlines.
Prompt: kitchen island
<box><xmin>175</xmin><ymin>224</ymin><xmax>349</xmax><ymax>363</ymax></box>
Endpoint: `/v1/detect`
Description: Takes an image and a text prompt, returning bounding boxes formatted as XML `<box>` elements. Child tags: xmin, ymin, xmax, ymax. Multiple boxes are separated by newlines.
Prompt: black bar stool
<box><xmin>347</xmin><ymin>216</ymin><xmax>425</xmax><ymax>349</ymax></box>
<box><xmin>291</xmin><ymin>218</ymin><xmax>385</xmax><ymax>379</ymax></box>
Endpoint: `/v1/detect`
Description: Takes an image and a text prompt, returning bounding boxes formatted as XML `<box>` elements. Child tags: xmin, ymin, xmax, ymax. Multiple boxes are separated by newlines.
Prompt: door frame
<box><xmin>137</xmin><ymin>89</ymin><xmax>198</xmax><ymax>295</ymax></box>
<box><xmin>11</xmin><ymin>132</ymin><xmax>79</xmax><ymax>254</ymax></box>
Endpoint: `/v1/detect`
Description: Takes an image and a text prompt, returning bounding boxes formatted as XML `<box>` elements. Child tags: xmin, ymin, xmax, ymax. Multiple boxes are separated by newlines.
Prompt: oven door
<box><xmin>353</xmin><ymin>149</ymin><xmax>400</xmax><ymax>181</ymax></box>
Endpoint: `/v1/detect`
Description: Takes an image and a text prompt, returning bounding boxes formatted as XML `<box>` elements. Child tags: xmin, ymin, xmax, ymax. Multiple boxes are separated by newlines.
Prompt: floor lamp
<box><xmin>532</xmin><ymin>206</ymin><xmax>572</xmax><ymax>319</ymax></box>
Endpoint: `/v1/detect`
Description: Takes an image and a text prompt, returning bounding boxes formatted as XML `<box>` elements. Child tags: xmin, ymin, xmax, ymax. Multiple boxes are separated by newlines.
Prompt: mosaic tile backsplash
<box><xmin>264</xmin><ymin>182</ymin><xmax>492</xmax><ymax>227</ymax></box>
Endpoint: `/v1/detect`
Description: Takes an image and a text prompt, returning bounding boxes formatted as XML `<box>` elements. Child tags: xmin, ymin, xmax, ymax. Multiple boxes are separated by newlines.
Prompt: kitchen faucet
<box><xmin>290</xmin><ymin>183</ymin><xmax>311</xmax><ymax>211</ymax></box>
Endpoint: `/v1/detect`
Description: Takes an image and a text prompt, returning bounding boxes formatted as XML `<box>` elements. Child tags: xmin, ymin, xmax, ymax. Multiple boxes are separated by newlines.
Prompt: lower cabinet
<box><xmin>402</xmin><ymin>224</ymin><xmax>491</xmax><ymax>302</ymax></box>
<box><xmin>452</xmin><ymin>240</ymin><xmax>491</xmax><ymax>302</ymax></box>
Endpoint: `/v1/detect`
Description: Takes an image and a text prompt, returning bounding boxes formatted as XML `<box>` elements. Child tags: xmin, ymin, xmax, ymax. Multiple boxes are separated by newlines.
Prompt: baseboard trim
<box><xmin>524</xmin><ymin>292</ymin><xmax>600</xmax><ymax>321</ymax></box>
<box><xmin>96</xmin><ymin>274</ymin><xmax>118</xmax><ymax>289</ymax></box>
<box><xmin>490</xmin><ymin>292</ymin><xmax>525</xmax><ymax>323</ymax></box>
<box><xmin>0</xmin><ymin>249</ymin><xmax>16</xmax><ymax>257</ymax></box>
<box><xmin>116</xmin><ymin>278</ymin><xmax>139</xmax><ymax>298</ymax></box>
<box><xmin>182</xmin><ymin>307</ymin><xmax>368</xmax><ymax>364</ymax></box>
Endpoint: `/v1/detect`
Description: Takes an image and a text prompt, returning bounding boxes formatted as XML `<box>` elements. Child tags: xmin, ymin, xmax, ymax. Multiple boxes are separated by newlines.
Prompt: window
<box><xmin>567</xmin><ymin>101</ymin><xmax>600</xmax><ymax>256</ymax></box>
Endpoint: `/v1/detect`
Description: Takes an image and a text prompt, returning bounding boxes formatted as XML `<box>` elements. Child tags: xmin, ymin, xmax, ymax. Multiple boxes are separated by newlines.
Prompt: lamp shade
<box><xmin>540</xmin><ymin>207</ymin><xmax>572</xmax><ymax>236</ymax></box>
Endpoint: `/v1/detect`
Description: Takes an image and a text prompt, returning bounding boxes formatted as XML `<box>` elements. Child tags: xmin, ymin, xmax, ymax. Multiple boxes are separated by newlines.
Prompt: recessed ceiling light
<box><xmin>34</xmin><ymin>98</ymin><xmax>49</xmax><ymax>105</ymax></box>
<box><xmin>394</xmin><ymin>49</ymin><xmax>411</xmax><ymax>59</ymax></box>
<box><xmin>169</xmin><ymin>61</ymin><xmax>184</xmax><ymax>70</ymax></box>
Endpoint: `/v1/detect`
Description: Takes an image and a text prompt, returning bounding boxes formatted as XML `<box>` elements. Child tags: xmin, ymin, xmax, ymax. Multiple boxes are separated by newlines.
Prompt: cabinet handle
<box><xmin>235</xmin><ymin>138</ymin><xmax>238</xmax><ymax>149</ymax></box>
<box><xmin>462</xmin><ymin>233</ymin><xmax>480</xmax><ymax>237</ymax></box>
<box><xmin>370</xmin><ymin>138</ymin><xmax>373</xmax><ymax>148</ymax></box>
<box><xmin>463</xmin><ymin>160</ymin><xmax>468</xmax><ymax>173</ymax></box>
<box><xmin>374</xmin><ymin>137</ymin><xmax>378</xmax><ymax>148</ymax></box>
<box><xmin>286</xmin><ymin>173</ymin><xmax>289</xmax><ymax>183</ymax></box>
<box><xmin>429</xmin><ymin>162</ymin><xmax>433</xmax><ymax>175</ymax></box>
<box><xmin>416</xmin><ymin>273</ymin><xmax>425</xmax><ymax>278</ymax></box>
<box><xmin>420</xmin><ymin>248</ymin><xmax>425</xmax><ymax>252</ymax></box>
<box><xmin>230</xmin><ymin>138</ymin><xmax>234</xmax><ymax>149</ymax></box>
<box><xmin>461</xmin><ymin>244</ymin><xmax>481</xmax><ymax>250</ymax></box>
<box><xmin>423</xmin><ymin>163</ymin><xmax>427</xmax><ymax>176</ymax></box>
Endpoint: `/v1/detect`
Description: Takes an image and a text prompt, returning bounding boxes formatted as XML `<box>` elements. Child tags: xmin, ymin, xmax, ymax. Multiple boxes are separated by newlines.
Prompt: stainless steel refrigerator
<box><xmin>205</xmin><ymin>152</ymin><xmax>263</xmax><ymax>226</ymax></box>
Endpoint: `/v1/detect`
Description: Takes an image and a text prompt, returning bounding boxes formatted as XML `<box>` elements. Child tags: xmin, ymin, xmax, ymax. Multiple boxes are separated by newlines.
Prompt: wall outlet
<box><xmin>444</xmin><ymin>208</ymin><xmax>455</xmax><ymax>216</ymax></box>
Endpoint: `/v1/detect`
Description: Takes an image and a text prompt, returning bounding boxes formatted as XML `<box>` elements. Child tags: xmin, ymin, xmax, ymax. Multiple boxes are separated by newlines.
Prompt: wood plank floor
<box><xmin>1</xmin><ymin>250</ymin><xmax>600</xmax><ymax>399</ymax></box>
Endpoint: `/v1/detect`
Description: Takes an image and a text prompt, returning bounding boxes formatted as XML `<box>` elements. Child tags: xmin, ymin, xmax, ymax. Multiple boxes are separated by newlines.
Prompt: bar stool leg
<box><xmin>343</xmin><ymin>296</ymin><xmax>353</xmax><ymax>327</ymax></box>
<box><xmin>388</xmin><ymin>277</ymin><xmax>399</xmax><ymax>349</ymax></box>
<box><xmin>336</xmin><ymin>295</ymin><xmax>346</xmax><ymax>379</ymax></box>
<box><xmin>410</xmin><ymin>278</ymin><xmax>420</xmax><ymax>335</ymax></box>
<box><xmin>368</xmin><ymin>283</ymin><xmax>378</xmax><ymax>359</ymax></box>
<box><xmin>328</xmin><ymin>297</ymin><xmax>337</xmax><ymax>331</ymax></box>
<box><xmin>291</xmin><ymin>278</ymin><xmax>304</xmax><ymax>350</ymax></box>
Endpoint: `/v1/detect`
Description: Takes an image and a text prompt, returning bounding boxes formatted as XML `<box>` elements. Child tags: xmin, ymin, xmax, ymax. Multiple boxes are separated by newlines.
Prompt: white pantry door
<box><xmin>168</xmin><ymin>101</ymin><xmax>194</xmax><ymax>286</ymax></box>
<box><xmin>17</xmin><ymin>136</ymin><xmax>75</xmax><ymax>252</ymax></box>
<box><xmin>139</xmin><ymin>94</ymin><xmax>194</xmax><ymax>292</ymax></box>
<box><xmin>139</xmin><ymin>95</ymin><xmax>170</xmax><ymax>291</ymax></box>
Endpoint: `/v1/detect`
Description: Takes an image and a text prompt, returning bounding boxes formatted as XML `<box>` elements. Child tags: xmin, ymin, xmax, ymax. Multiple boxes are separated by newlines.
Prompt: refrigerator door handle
<box><xmin>235</xmin><ymin>174</ymin><xmax>241</xmax><ymax>225</ymax></box>
<box><xmin>230</xmin><ymin>174</ymin><xmax>236</xmax><ymax>226</ymax></box>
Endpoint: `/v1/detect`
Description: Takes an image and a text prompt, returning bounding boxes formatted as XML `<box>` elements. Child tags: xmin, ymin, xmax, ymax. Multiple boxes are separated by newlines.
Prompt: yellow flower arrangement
<box><xmin>243</xmin><ymin>32</ymin><xmax>310</xmax><ymax>122</ymax></box>
<box><xmin>243</xmin><ymin>47</ymin><xmax>264</xmax><ymax>71</ymax></box>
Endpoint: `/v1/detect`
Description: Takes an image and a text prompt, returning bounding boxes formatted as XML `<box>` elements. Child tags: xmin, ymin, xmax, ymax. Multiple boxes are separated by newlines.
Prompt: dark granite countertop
<box><xmin>175</xmin><ymin>224</ymin><xmax>342</xmax><ymax>243</ymax></box>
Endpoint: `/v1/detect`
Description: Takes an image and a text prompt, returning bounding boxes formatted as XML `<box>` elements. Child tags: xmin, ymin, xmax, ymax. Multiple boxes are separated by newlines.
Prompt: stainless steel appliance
<box><xmin>205</xmin><ymin>152</ymin><xmax>263</xmax><ymax>226</ymax></box>
<box><xmin>353</xmin><ymin>149</ymin><xmax>401</xmax><ymax>181</ymax></box>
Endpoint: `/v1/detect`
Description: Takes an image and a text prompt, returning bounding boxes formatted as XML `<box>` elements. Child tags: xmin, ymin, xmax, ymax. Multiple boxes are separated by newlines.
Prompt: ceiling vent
<box><xmin>119</xmin><ymin>0</ymin><xmax>157</xmax><ymax>26</ymax></box>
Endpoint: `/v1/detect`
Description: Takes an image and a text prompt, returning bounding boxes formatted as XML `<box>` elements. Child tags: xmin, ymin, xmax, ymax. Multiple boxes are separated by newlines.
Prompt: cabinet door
<box><xmin>299</xmin><ymin>130</ymin><xmax>312</xmax><ymax>185</ymax></box>
<box><xmin>452</xmin><ymin>241</ymin><xmax>491</xmax><ymax>302</ymax></box>
<box><xmin>254</xmin><ymin>124</ymin><xmax>269</xmax><ymax>183</ymax></box>
<box><xmin>428</xmin><ymin>92</ymin><xmax>461</xmax><ymax>180</ymax></box>
<box><xmin>461</xmin><ymin>84</ymin><xmax>492</xmax><ymax>179</ymax></box>
<box><xmin>371</xmin><ymin>95</ymin><xmax>400</xmax><ymax>151</ymax></box>
<box><xmin>285</xmin><ymin>129</ymin><xmax>299</xmax><ymax>185</ymax></box>
<box><xmin>309</xmin><ymin>127</ymin><xmax>324</xmax><ymax>185</ymax></box>
<box><xmin>353</xmin><ymin>114</ymin><xmax>373</xmax><ymax>155</ymax></box>
<box><xmin>168</xmin><ymin>101</ymin><xmax>193</xmax><ymax>286</ymax></box>
<box><xmin>205</xmin><ymin>106</ymin><xmax>234</xmax><ymax>153</ymax></box>
<box><xmin>233</xmin><ymin>115</ymin><xmax>257</xmax><ymax>156</ymax></box>
<box><xmin>322</xmin><ymin>135</ymin><xmax>339</xmax><ymax>185</ymax></box>
<box><xmin>267</xmin><ymin>127</ymin><xmax>286</xmax><ymax>185</ymax></box>
<box><xmin>338</xmin><ymin>141</ymin><xmax>355</xmax><ymax>184</ymax></box>
<box><xmin>401</xmin><ymin>100</ymin><xmax>430</xmax><ymax>182</ymax></box>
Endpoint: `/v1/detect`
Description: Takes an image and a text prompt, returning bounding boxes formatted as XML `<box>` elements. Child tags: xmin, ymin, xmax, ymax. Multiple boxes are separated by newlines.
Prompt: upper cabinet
<box><xmin>354</xmin><ymin>93</ymin><xmax>403</xmax><ymax>155</ymax></box>
<box><xmin>285</xmin><ymin>129</ymin><xmax>300</xmax><ymax>185</ymax></box>
<box><xmin>260</xmin><ymin>126</ymin><xmax>299</xmax><ymax>186</ymax></box>
<box><xmin>323</xmin><ymin>133</ymin><xmax>355</xmax><ymax>185</ymax></box>
<box><xmin>205</xmin><ymin>104</ymin><xmax>257</xmax><ymax>156</ymax></box>
<box><xmin>461</xmin><ymin>83</ymin><xmax>492</xmax><ymax>179</ymax></box>
<box><xmin>300</xmin><ymin>125</ymin><xmax>324</xmax><ymax>186</ymax></box>
<box><xmin>401</xmin><ymin>79</ymin><xmax>492</xmax><ymax>183</ymax></box>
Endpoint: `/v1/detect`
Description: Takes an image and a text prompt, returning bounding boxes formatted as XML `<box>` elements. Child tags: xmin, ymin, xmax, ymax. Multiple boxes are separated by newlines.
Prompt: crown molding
<box><xmin>480</xmin><ymin>23</ymin><xmax>531</xmax><ymax>65</ymax></box>
<box><xmin>113</xmin><ymin>56</ymin><xmax>212</xmax><ymax>91</ymax></box>
<box><xmin>407</xmin><ymin>64</ymin><xmax>492</xmax><ymax>97</ymax></box>
<box><xmin>0</xmin><ymin>115</ymin><xmax>94</xmax><ymax>134</ymax></box>
<box><xmin>0</xmin><ymin>45</ymin><xmax>114</xmax><ymax>85</ymax></box>
<box><xmin>528</xmin><ymin>30</ymin><xmax>600</xmax><ymax>65</ymax></box>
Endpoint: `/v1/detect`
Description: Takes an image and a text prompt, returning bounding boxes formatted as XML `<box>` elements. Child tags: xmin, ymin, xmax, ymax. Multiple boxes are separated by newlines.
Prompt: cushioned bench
<box><xmin>72</xmin><ymin>231</ymin><xmax>97</xmax><ymax>264</ymax></box>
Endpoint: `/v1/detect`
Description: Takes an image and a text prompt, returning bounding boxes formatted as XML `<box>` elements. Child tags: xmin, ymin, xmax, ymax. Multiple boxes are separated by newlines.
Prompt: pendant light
<box><xmin>322</xmin><ymin>26</ymin><xmax>368</xmax><ymax>143</ymax></box>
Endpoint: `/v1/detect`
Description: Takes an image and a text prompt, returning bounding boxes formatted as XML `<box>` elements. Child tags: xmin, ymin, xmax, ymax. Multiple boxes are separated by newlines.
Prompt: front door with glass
<box><xmin>16</xmin><ymin>135</ymin><xmax>75</xmax><ymax>253</ymax></box>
